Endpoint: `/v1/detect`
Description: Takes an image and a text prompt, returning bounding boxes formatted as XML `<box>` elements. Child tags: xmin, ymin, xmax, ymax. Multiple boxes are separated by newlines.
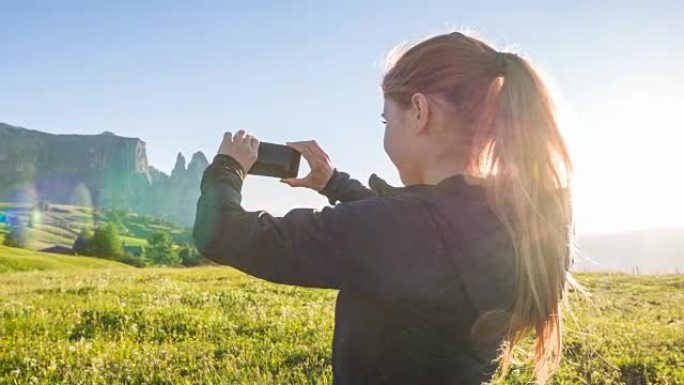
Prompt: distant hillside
<box><xmin>0</xmin><ymin>201</ymin><xmax>192</xmax><ymax>252</ymax></box>
<box><xmin>0</xmin><ymin>122</ymin><xmax>208</xmax><ymax>227</ymax></box>
<box><xmin>576</xmin><ymin>228</ymin><xmax>684</xmax><ymax>274</ymax></box>
<box><xmin>0</xmin><ymin>244</ymin><xmax>131</xmax><ymax>272</ymax></box>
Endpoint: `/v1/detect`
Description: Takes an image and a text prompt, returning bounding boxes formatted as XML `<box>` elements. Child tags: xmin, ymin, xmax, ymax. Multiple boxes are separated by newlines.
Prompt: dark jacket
<box><xmin>193</xmin><ymin>154</ymin><xmax>517</xmax><ymax>385</ymax></box>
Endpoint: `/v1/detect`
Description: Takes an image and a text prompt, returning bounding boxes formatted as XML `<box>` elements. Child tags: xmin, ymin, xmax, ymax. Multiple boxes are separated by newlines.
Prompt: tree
<box><xmin>107</xmin><ymin>210</ymin><xmax>129</xmax><ymax>236</ymax></box>
<box><xmin>89</xmin><ymin>223</ymin><xmax>123</xmax><ymax>259</ymax></box>
<box><xmin>178</xmin><ymin>242</ymin><xmax>203</xmax><ymax>267</ymax></box>
<box><xmin>73</xmin><ymin>227</ymin><xmax>94</xmax><ymax>255</ymax></box>
<box><xmin>146</xmin><ymin>231</ymin><xmax>181</xmax><ymax>265</ymax></box>
<box><xmin>3</xmin><ymin>217</ymin><xmax>29</xmax><ymax>248</ymax></box>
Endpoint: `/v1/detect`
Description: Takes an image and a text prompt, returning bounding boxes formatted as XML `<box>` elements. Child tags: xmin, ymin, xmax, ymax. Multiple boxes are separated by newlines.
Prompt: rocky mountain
<box><xmin>0</xmin><ymin>122</ymin><xmax>208</xmax><ymax>227</ymax></box>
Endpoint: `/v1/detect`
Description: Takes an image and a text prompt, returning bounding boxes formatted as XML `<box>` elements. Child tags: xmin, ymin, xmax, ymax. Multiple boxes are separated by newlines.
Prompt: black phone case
<box><xmin>248</xmin><ymin>141</ymin><xmax>301</xmax><ymax>178</ymax></box>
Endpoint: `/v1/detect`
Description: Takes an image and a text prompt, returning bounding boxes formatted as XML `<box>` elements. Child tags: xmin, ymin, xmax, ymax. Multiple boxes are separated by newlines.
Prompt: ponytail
<box><xmin>470</xmin><ymin>51</ymin><xmax>577</xmax><ymax>384</ymax></box>
<box><xmin>382</xmin><ymin>31</ymin><xmax>584</xmax><ymax>384</ymax></box>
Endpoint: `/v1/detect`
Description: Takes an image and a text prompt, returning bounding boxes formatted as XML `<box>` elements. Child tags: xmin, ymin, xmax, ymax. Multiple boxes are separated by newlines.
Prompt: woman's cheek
<box><xmin>382</xmin><ymin>126</ymin><xmax>390</xmax><ymax>156</ymax></box>
<box><xmin>383</xmin><ymin>125</ymin><xmax>397</xmax><ymax>164</ymax></box>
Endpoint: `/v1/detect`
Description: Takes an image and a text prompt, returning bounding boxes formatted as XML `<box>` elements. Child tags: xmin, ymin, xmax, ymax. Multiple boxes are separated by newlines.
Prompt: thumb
<box><xmin>280</xmin><ymin>177</ymin><xmax>306</xmax><ymax>187</ymax></box>
<box><xmin>285</xmin><ymin>141</ymin><xmax>306</xmax><ymax>152</ymax></box>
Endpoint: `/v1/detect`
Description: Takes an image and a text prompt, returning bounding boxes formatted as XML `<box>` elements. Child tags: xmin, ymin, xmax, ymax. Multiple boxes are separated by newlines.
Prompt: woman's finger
<box><xmin>304</xmin><ymin>142</ymin><xmax>329</xmax><ymax>166</ymax></box>
<box><xmin>286</xmin><ymin>141</ymin><xmax>316</xmax><ymax>162</ymax></box>
<box><xmin>285</xmin><ymin>141</ymin><xmax>305</xmax><ymax>152</ymax></box>
<box><xmin>234</xmin><ymin>129</ymin><xmax>247</xmax><ymax>141</ymax></box>
<box><xmin>309</xmin><ymin>142</ymin><xmax>330</xmax><ymax>161</ymax></box>
<box><xmin>280</xmin><ymin>175</ymin><xmax>310</xmax><ymax>188</ymax></box>
<box><xmin>291</xmin><ymin>140</ymin><xmax>327</xmax><ymax>162</ymax></box>
<box><xmin>309</xmin><ymin>140</ymin><xmax>328</xmax><ymax>156</ymax></box>
<box><xmin>249</xmin><ymin>137</ymin><xmax>260</xmax><ymax>153</ymax></box>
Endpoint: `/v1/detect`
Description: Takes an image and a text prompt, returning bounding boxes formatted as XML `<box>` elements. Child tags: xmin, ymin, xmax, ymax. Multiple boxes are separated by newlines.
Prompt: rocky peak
<box><xmin>187</xmin><ymin>151</ymin><xmax>209</xmax><ymax>175</ymax></box>
<box><xmin>171</xmin><ymin>152</ymin><xmax>186</xmax><ymax>178</ymax></box>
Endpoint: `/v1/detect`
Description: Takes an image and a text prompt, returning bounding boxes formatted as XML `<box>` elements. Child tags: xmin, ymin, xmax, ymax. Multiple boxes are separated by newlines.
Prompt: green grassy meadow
<box><xmin>0</xmin><ymin>244</ymin><xmax>131</xmax><ymax>273</ymax></box>
<box><xmin>0</xmin><ymin>258</ymin><xmax>682</xmax><ymax>384</ymax></box>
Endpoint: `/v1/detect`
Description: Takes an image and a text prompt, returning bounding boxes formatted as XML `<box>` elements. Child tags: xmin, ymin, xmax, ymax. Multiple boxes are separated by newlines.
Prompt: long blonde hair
<box><xmin>381</xmin><ymin>31</ymin><xmax>581</xmax><ymax>384</ymax></box>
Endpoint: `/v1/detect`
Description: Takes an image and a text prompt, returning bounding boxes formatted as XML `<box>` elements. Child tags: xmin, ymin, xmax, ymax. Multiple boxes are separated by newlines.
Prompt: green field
<box><xmin>0</xmin><ymin>245</ymin><xmax>132</xmax><ymax>273</ymax></box>
<box><xmin>0</xmin><ymin>264</ymin><xmax>682</xmax><ymax>384</ymax></box>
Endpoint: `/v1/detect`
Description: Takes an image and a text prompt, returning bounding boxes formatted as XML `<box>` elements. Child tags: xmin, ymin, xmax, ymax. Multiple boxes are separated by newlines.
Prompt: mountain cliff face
<box><xmin>148</xmin><ymin>151</ymin><xmax>209</xmax><ymax>226</ymax></box>
<box><xmin>0</xmin><ymin>122</ymin><xmax>208</xmax><ymax>227</ymax></box>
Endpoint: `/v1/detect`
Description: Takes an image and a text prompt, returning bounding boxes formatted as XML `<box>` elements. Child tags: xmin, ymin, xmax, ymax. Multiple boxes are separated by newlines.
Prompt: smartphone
<box><xmin>248</xmin><ymin>141</ymin><xmax>301</xmax><ymax>178</ymax></box>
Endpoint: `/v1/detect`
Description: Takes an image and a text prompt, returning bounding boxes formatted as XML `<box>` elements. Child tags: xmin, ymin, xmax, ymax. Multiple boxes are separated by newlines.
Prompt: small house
<box><xmin>123</xmin><ymin>245</ymin><xmax>144</xmax><ymax>257</ymax></box>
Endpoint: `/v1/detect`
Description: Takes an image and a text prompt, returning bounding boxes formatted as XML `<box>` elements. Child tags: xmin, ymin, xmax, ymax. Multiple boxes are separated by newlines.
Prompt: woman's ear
<box><xmin>410</xmin><ymin>92</ymin><xmax>430</xmax><ymax>135</ymax></box>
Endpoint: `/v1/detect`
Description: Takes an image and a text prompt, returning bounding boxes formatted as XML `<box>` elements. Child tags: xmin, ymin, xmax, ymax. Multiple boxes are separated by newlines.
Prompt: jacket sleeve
<box><xmin>317</xmin><ymin>168</ymin><xmax>404</xmax><ymax>205</ymax></box>
<box><xmin>192</xmin><ymin>154</ymin><xmax>419</xmax><ymax>291</ymax></box>
<box><xmin>317</xmin><ymin>168</ymin><xmax>378</xmax><ymax>204</ymax></box>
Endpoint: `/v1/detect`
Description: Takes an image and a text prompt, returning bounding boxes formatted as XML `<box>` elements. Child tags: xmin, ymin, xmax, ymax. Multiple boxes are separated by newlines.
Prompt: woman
<box><xmin>193</xmin><ymin>31</ymin><xmax>578</xmax><ymax>385</ymax></box>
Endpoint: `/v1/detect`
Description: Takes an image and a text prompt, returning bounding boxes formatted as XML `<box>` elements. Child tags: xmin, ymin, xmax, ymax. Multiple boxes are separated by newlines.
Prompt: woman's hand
<box><xmin>217</xmin><ymin>129</ymin><xmax>260</xmax><ymax>173</ymax></box>
<box><xmin>280</xmin><ymin>140</ymin><xmax>335</xmax><ymax>192</ymax></box>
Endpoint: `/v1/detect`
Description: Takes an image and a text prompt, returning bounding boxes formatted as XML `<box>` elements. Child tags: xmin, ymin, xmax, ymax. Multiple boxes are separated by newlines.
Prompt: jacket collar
<box><xmin>369</xmin><ymin>173</ymin><xmax>483</xmax><ymax>197</ymax></box>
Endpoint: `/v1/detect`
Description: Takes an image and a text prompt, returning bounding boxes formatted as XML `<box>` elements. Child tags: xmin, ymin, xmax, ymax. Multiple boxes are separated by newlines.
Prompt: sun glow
<box><xmin>565</xmin><ymin>89</ymin><xmax>683</xmax><ymax>234</ymax></box>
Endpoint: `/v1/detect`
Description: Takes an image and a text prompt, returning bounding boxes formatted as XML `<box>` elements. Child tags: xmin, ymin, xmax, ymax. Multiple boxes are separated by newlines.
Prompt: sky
<box><xmin>1</xmin><ymin>0</ymin><xmax>682</xmax><ymax>235</ymax></box>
